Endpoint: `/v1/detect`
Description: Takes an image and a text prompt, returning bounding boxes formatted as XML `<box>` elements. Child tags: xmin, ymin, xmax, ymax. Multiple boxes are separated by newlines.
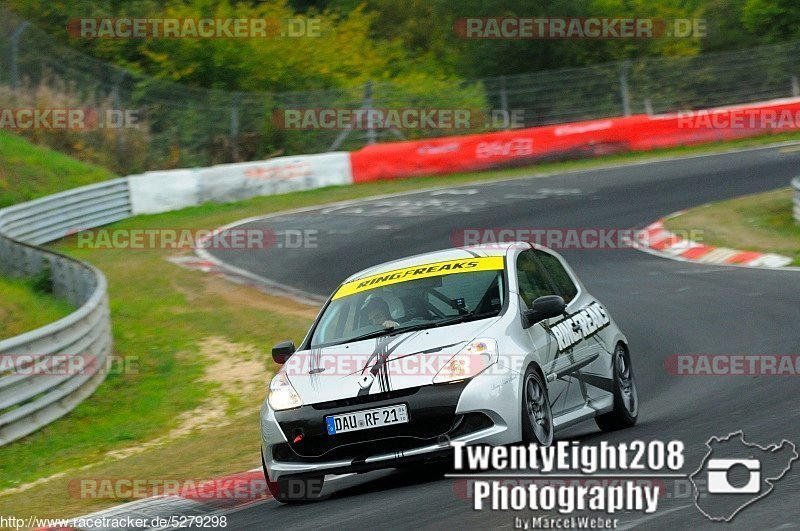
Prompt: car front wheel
<box><xmin>262</xmin><ymin>449</ymin><xmax>325</xmax><ymax>503</ymax></box>
<box><xmin>521</xmin><ymin>366</ymin><xmax>554</xmax><ymax>446</ymax></box>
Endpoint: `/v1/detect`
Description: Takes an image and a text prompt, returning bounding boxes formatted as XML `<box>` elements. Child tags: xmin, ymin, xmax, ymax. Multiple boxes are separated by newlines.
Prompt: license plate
<box><xmin>325</xmin><ymin>404</ymin><xmax>409</xmax><ymax>435</ymax></box>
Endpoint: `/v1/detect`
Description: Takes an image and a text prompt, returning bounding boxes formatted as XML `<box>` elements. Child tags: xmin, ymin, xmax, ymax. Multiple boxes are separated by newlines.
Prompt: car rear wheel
<box><xmin>595</xmin><ymin>343</ymin><xmax>638</xmax><ymax>431</ymax></box>
<box><xmin>262</xmin><ymin>449</ymin><xmax>325</xmax><ymax>503</ymax></box>
<box><xmin>521</xmin><ymin>366</ymin><xmax>554</xmax><ymax>446</ymax></box>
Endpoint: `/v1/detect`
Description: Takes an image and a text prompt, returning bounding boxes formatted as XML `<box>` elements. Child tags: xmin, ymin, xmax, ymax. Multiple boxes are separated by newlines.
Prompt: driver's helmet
<box><xmin>361</xmin><ymin>295</ymin><xmax>392</xmax><ymax>323</ymax></box>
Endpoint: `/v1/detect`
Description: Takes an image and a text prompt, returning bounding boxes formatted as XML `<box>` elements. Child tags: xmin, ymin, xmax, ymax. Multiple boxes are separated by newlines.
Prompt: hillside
<box><xmin>0</xmin><ymin>131</ymin><xmax>116</xmax><ymax>208</ymax></box>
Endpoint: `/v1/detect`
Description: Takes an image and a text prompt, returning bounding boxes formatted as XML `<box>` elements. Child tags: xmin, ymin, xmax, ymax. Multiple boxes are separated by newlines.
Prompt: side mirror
<box><xmin>523</xmin><ymin>295</ymin><xmax>566</xmax><ymax>328</ymax></box>
<box><xmin>272</xmin><ymin>340</ymin><xmax>296</xmax><ymax>364</ymax></box>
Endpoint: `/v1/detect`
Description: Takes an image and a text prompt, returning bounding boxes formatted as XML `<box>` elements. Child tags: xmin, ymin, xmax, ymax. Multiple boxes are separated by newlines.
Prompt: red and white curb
<box><xmin>167</xmin><ymin>255</ymin><xmax>222</xmax><ymax>274</ymax></box>
<box><xmin>638</xmin><ymin>216</ymin><xmax>793</xmax><ymax>268</ymax></box>
<box><xmin>168</xmin><ymin>252</ymin><xmax>325</xmax><ymax>306</ymax></box>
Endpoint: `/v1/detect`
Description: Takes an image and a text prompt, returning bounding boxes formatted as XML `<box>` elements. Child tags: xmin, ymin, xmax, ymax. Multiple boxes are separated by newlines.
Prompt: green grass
<box><xmin>0</xmin><ymin>224</ymin><xmax>315</xmax><ymax>490</ymax></box>
<box><xmin>664</xmin><ymin>188</ymin><xmax>800</xmax><ymax>266</ymax></box>
<box><xmin>4</xmin><ymin>128</ymin><xmax>800</xmax><ymax>519</ymax></box>
<box><xmin>0</xmin><ymin>130</ymin><xmax>116</xmax><ymax>208</ymax></box>
<box><xmin>0</xmin><ymin>276</ymin><xmax>74</xmax><ymax>339</ymax></box>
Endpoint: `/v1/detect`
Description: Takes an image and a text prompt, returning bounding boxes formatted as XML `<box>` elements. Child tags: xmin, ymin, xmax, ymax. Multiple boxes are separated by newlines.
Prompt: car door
<box><xmin>515</xmin><ymin>249</ymin><xmax>585</xmax><ymax>415</ymax></box>
<box><xmin>533</xmin><ymin>249</ymin><xmax>610</xmax><ymax>405</ymax></box>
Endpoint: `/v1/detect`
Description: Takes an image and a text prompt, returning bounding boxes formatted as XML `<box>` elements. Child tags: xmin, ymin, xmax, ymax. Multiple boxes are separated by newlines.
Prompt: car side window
<box><xmin>516</xmin><ymin>250</ymin><xmax>556</xmax><ymax>309</ymax></box>
<box><xmin>534</xmin><ymin>250</ymin><xmax>579</xmax><ymax>304</ymax></box>
<box><xmin>316</xmin><ymin>301</ymin><xmax>351</xmax><ymax>343</ymax></box>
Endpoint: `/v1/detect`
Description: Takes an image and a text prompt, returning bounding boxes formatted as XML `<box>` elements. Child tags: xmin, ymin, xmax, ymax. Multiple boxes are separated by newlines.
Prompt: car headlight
<box><xmin>433</xmin><ymin>338</ymin><xmax>498</xmax><ymax>384</ymax></box>
<box><xmin>268</xmin><ymin>372</ymin><xmax>303</xmax><ymax>411</ymax></box>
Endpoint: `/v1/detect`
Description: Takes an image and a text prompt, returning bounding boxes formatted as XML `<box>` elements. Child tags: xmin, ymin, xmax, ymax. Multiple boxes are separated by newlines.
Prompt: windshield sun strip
<box><xmin>332</xmin><ymin>256</ymin><xmax>505</xmax><ymax>300</ymax></box>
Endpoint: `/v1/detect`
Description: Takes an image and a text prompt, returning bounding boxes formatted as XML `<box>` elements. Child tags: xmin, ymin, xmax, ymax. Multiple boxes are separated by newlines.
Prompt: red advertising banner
<box><xmin>350</xmin><ymin>98</ymin><xmax>800</xmax><ymax>183</ymax></box>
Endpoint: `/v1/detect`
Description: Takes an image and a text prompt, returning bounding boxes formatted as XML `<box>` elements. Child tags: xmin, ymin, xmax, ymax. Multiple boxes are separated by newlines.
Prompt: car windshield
<box><xmin>310</xmin><ymin>265</ymin><xmax>505</xmax><ymax>348</ymax></box>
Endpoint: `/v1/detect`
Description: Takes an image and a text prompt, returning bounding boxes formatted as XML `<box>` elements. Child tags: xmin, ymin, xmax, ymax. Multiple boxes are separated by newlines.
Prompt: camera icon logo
<box><xmin>707</xmin><ymin>458</ymin><xmax>760</xmax><ymax>494</ymax></box>
<box><xmin>690</xmin><ymin>431</ymin><xmax>798</xmax><ymax>522</ymax></box>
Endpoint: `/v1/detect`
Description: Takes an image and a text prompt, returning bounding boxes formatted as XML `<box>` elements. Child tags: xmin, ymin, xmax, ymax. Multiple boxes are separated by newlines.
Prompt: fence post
<box><xmin>10</xmin><ymin>21</ymin><xmax>29</xmax><ymax>95</ymax></box>
<box><xmin>111</xmin><ymin>71</ymin><xmax>126</xmax><ymax>157</ymax></box>
<box><xmin>499</xmin><ymin>75</ymin><xmax>509</xmax><ymax>113</ymax></box>
<box><xmin>328</xmin><ymin>81</ymin><xmax>373</xmax><ymax>151</ymax></box>
<box><xmin>792</xmin><ymin>76</ymin><xmax>799</xmax><ymax>98</ymax></box>
<box><xmin>619</xmin><ymin>59</ymin><xmax>631</xmax><ymax>117</ymax></box>
<box><xmin>231</xmin><ymin>93</ymin><xmax>240</xmax><ymax>161</ymax></box>
<box><xmin>364</xmin><ymin>81</ymin><xmax>376</xmax><ymax>146</ymax></box>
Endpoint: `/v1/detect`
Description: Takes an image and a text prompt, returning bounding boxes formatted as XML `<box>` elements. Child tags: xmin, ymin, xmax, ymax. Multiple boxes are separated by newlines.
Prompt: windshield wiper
<box><xmin>344</xmin><ymin>329</ymin><xmax>398</xmax><ymax>343</ymax></box>
<box><xmin>382</xmin><ymin>311</ymin><xmax>499</xmax><ymax>336</ymax></box>
<box><xmin>343</xmin><ymin>321</ymin><xmax>443</xmax><ymax>344</ymax></box>
<box><xmin>430</xmin><ymin>311</ymin><xmax>498</xmax><ymax>328</ymax></box>
<box><xmin>332</xmin><ymin>312</ymin><xmax>499</xmax><ymax>347</ymax></box>
<box><xmin>316</xmin><ymin>326</ymin><xmax>416</xmax><ymax>348</ymax></box>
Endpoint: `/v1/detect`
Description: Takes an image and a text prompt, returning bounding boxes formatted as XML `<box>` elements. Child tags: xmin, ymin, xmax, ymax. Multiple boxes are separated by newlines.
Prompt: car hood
<box><xmin>282</xmin><ymin>319</ymin><xmax>496</xmax><ymax>405</ymax></box>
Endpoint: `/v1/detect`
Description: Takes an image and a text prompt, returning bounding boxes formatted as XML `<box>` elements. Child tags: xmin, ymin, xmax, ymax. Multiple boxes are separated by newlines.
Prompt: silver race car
<box><xmin>260</xmin><ymin>242</ymin><xmax>638</xmax><ymax>502</ymax></box>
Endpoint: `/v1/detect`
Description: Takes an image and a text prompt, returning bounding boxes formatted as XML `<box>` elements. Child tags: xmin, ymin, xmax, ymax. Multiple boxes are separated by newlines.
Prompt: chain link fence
<box><xmin>2</xmin><ymin>9</ymin><xmax>800</xmax><ymax>174</ymax></box>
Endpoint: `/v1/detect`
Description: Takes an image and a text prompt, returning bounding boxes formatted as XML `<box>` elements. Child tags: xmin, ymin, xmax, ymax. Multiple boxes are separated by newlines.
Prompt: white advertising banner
<box><xmin>128</xmin><ymin>170</ymin><xmax>200</xmax><ymax>215</ymax></box>
<box><xmin>196</xmin><ymin>152</ymin><xmax>353</xmax><ymax>204</ymax></box>
<box><xmin>128</xmin><ymin>152</ymin><xmax>353</xmax><ymax>214</ymax></box>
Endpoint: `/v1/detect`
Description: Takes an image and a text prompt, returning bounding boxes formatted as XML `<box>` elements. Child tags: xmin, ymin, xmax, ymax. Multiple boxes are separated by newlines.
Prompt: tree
<box><xmin>742</xmin><ymin>0</ymin><xmax>800</xmax><ymax>43</ymax></box>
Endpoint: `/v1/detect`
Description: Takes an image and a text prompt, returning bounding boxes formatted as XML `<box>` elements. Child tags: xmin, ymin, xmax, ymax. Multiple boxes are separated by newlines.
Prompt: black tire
<box><xmin>262</xmin><ymin>449</ymin><xmax>325</xmax><ymax>503</ymax></box>
<box><xmin>595</xmin><ymin>343</ymin><xmax>638</xmax><ymax>432</ymax></box>
<box><xmin>521</xmin><ymin>365</ymin><xmax>554</xmax><ymax>446</ymax></box>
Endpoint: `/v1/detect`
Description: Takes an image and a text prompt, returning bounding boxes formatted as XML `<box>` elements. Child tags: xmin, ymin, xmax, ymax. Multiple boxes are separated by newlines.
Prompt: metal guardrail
<box><xmin>0</xmin><ymin>179</ymin><xmax>129</xmax><ymax>445</ymax></box>
<box><xmin>793</xmin><ymin>177</ymin><xmax>800</xmax><ymax>224</ymax></box>
<box><xmin>0</xmin><ymin>179</ymin><xmax>132</xmax><ymax>245</ymax></box>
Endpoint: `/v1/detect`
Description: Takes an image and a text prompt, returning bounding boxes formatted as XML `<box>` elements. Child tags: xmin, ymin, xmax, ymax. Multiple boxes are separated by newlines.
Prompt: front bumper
<box><xmin>260</xmin><ymin>362</ymin><xmax>520</xmax><ymax>481</ymax></box>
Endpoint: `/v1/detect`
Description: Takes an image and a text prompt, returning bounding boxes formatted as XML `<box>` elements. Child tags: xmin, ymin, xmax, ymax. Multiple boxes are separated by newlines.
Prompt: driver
<box><xmin>362</xmin><ymin>297</ymin><xmax>399</xmax><ymax>329</ymax></box>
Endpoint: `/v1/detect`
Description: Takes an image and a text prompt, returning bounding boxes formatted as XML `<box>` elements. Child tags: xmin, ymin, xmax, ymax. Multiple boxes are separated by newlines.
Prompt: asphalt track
<box><xmin>198</xmin><ymin>145</ymin><xmax>800</xmax><ymax>530</ymax></box>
